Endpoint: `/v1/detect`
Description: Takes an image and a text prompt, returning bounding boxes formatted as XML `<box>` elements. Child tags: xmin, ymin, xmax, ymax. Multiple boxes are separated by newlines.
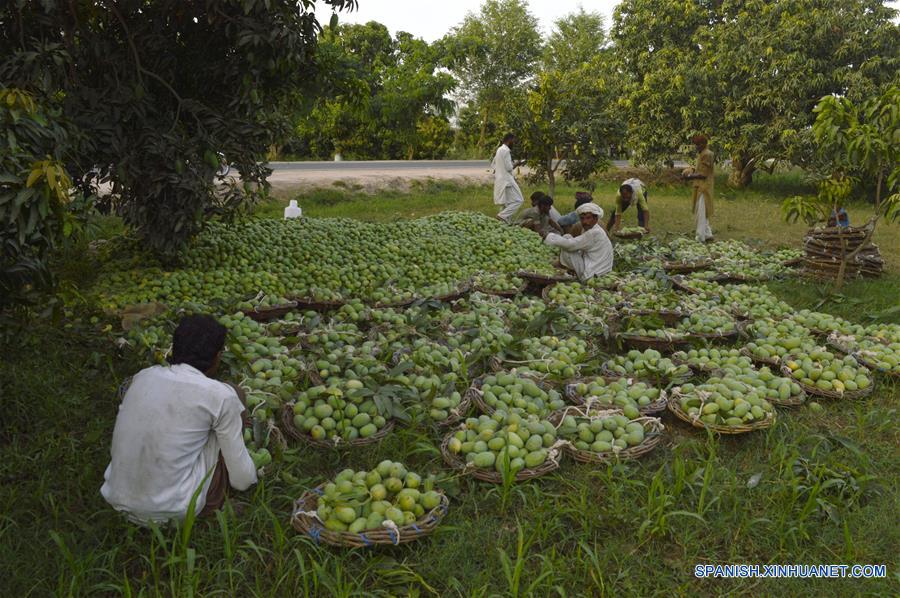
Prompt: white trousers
<box><xmin>496</xmin><ymin>189</ymin><xmax>524</xmax><ymax>223</ymax></box>
<box><xmin>559</xmin><ymin>249</ymin><xmax>584</xmax><ymax>279</ymax></box>
<box><xmin>695</xmin><ymin>194</ymin><xmax>713</xmax><ymax>241</ymax></box>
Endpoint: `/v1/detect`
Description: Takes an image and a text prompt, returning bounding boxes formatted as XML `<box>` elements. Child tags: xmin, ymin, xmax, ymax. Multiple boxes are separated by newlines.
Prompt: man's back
<box><xmin>101</xmin><ymin>363</ymin><xmax>254</xmax><ymax>523</ymax></box>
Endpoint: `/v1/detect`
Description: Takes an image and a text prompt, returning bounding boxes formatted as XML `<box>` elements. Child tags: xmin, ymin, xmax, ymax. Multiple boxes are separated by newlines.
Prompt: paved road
<box><xmin>264</xmin><ymin>159</ymin><xmax>688</xmax><ymax>192</ymax></box>
<box><xmin>269</xmin><ymin>159</ymin><xmax>635</xmax><ymax>172</ymax></box>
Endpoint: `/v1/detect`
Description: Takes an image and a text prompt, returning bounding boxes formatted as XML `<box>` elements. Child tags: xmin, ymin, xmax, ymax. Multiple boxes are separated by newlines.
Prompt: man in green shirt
<box><xmin>608</xmin><ymin>178</ymin><xmax>650</xmax><ymax>233</ymax></box>
<box><xmin>517</xmin><ymin>194</ymin><xmax>562</xmax><ymax>237</ymax></box>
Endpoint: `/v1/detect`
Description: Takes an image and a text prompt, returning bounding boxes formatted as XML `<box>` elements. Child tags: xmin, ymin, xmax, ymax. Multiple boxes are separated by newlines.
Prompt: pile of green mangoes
<box><xmin>674</xmin><ymin>311</ymin><xmax>736</xmax><ymax>335</ymax></box>
<box><xmin>618</xmin><ymin>226</ymin><xmax>647</xmax><ymax>236</ymax></box>
<box><xmin>715</xmin><ymin>363</ymin><xmax>805</xmax><ymax>403</ymax></box>
<box><xmin>479</xmin><ymin>372</ymin><xmax>566</xmax><ymax>417</ymax></box>
<box><xmin>545</xmin><ymin>283</ymin><xmax>619</xmax><ymax>315</ymax></box>
<box><xmin>292</xmin><ymin>380</ymin><xmax>390</xmax><ymax>442</ymax></box>
<box><xmin>568</xmin><ymin>377</ymin><xmax>661</xmax><ymax>414</ymax></box>
<box><xmin>788</xmin><ymin>310</ymin><xmax>866</xmax><ymax>336</ymax></box>
<box><xmin>472</xmin><ymin>272</ymin><xmax>524</xmax><ymax>294</ymax></box>
<box><xmin>313</xmin><ymin>463</ymin><xmax>443</xmax><ymax>532</ymax></box>
<box><xmin>557</xmin><ymin>412</ymin><xmax>648</xmax><ymax>452</ymax></box>
<box><xmin>446</xmin><ymin>412</ymin><xmax>558</xmax><ymax>474</ymax></box>
<box><xmin>867</xmin><ymin>323</ymin><xmax>900</xmax><ymax>343</ymax></box>
<box><xmin>96</xmin><ymin>212</ymin><xmax>556</xmax><ymax>312</ymax></box>
<box><xmin>783</xmin><ymin>351</ymin><xmax>872</xmax><ymax>393</ymax></box>
<box><xmin>603</xmin><ymin>349</ymin><xmax>692</xmax><ymax>382</ymax></box>
<box><xmin>853</xmin><ymin>338</ymin><xmax>899</xmax><ymax>374</ymax></box>
<box><xmin>429</xmin><ymin>390</ymin><xmax>465</xmax><ymax>422</ymax></box>
<box><xmin>744</xmin><ymin>319</ymin><xmax>818</xmax><ymax>362</ymax></box>
<box><xmin>514</xmin><ymin>335</ymin><xmax>589</xmax><ymax>378</ymax></box>
<box><xmin>676</xmin><ymin>377</ymin><xmax>777</xmax><ymax>427</ymax></box>
<box><xmin>673</xmin><ymin>348</ymin><xmax>753</xmax><ymax>371</ymax></box>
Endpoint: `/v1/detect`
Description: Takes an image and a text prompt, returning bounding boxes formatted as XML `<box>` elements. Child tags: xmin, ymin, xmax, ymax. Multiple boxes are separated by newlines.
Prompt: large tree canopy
<box><xmin>440</xmin><ymin>0</ymin><xmax>542</xmax><ymax>150</ymax></box>
<box><xmin>506</xmin><ymin>10</ymin><xmax>622</xmax><ymax>196</ymax></box>
<box><xmin>613</xmin><ymin>0</ymin><xmax>899</xmax><ymax>186</ymax></box>
<box><xmin>1</xmin><ymin>0</ymin><xmax>356</xmax><ymax>258</ymax></box>
<box><xmin>292</xmin><ymin>23</ymin><xmax>455</xmax><ymax>160</ymax></box>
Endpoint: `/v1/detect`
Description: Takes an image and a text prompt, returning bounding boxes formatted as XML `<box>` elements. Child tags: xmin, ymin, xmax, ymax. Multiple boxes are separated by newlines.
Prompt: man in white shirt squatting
<box><xmin>492</xmin><ymin>132</ymin><xmax>525</xmax><ymax>223</ymax></box>
<box><xmin>101</xmin><ymin>315</ymin><xmax>258</xmax><ymax>525</ymax></box>
<box><xmin>543</xmin><ymin>202</ymin><xmax>614</xmax><ymax>281</ymax></box>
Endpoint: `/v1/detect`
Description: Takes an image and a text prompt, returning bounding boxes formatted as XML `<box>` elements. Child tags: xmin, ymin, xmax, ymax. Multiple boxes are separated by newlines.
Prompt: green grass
<box><xmin>2</xmin><ymin>174</ymin><xmax>899</xmax><ymax>595</ymax></box>
<box><xmin>263</xmin><ymin>172</ymin><xmax>899</xmax><ymax>273</ymax></box>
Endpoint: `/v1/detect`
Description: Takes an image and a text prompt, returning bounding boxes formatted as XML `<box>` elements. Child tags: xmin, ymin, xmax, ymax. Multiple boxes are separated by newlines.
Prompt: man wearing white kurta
<box><xmin>492</xmin><ymin>133</ymin><xmax>525</xmax><ymax>223</ymax></box>
<box><xmin>543</xmin><ymin>203</ymin><xmax>614</xmax><ymax>281</ymax></box>
<box><xmin>101</xmin><ymin>315</ymin><xmax>257</xmax><ymax>524</ymax></box>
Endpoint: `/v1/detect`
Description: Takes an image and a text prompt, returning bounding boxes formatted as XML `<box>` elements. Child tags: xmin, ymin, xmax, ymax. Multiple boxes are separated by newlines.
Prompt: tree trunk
<box><xmin>547</xmin><ymin>155</ymin><xmax>556</xmax><ymax>198</ymax></box>
<box><xmin>407</xmin><ymin>144</ymin><xmax>415</xmax><ymax>161</ymax></box>
<box><xmin>728</xmin><ymin>153</ymin><xmax>756</xmax><ymax>188</ymax></box>
<box><xmin>477</xmin><ymin>104</ymin><xmax>491</xmax><ymax>149</ymax></box>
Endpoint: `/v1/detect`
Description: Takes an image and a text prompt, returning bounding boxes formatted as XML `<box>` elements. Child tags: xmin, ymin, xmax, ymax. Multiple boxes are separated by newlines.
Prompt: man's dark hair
<box><xmin>574</xmin><ymin>191</ymin><xmax>593</xmax><ymax>208</ymax></box>
<box><xmin>619</xmin><ymin>184</ymin><xmax>633</xmax><ymax>195</ymax></box>
<box><xmin>538</xmin><ymin>195</ymin><xmax>554</xmax><ymax>207</ymax></box>
<box><xmin>530</xmin><ymin>191</ymin><xmax>546</xmax><ymax>203</ymax></box>
<box><xmin>171</xmin><ymin>315</ymin><xmax>227</xmax><ymax>373</ymax></box>
<box><xmin>502</xmin><ymin>133</ymin><xmax>515</xmax><ymax>143</ymax></box>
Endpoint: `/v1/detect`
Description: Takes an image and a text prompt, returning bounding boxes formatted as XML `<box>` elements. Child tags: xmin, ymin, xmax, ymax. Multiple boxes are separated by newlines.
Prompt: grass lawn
<box><xmin>1</xmin><ymin>172</ymin><xmax>898</xmax><ymax>596</ymax></box>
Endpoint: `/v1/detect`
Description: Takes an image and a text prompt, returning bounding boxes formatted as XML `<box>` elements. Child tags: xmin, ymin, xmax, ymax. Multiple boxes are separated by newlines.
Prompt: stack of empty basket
<box><xmin>801</xmin><ymin>223</ymin><xmax>884</xmax><ymax>280</ymax></box>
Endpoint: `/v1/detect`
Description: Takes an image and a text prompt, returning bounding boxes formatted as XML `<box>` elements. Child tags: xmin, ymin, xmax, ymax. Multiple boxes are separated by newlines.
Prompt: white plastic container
<box><xmin>284</xmin><ymin>199</ymin><xmax>302</xmax><ymax>219</ymax></box>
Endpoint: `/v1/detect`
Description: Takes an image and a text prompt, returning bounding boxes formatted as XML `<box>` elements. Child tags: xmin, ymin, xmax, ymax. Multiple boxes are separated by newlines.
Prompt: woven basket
<box><xmin>667</xmin><ymin>388</ymin><xmax>776</xmax><ymax>435</ymax></box>
<box><xmin>293</xmin><ymin>297</ymin><xmax>345</xmax><ymax>312</ymax></box>
<box><xmin>548</xmin><ymin>405</ymin><xmax>665</xmax><ymax>463</ymax></box>
<box><xmin>709</xmin><ymin>273</ymin><xmax>755</xmax><ymax>285</ymax></box>
<box><xmin>242</xmin><ymin>302</ymin><xmax>298</xmax><ymax>322</ymax></box>
<box><xmin>613</xmin><ymin>230</ymin><xmax>645</xmax><ymax>240</ymax></box>
<box><xmin>563</xmin><ymin>378</ymin><xmax>668</xmax><ymax>415</ymax></box>
<box><xmin>827</xmin><ymin>335</ymin><xmax>900</xmax><ymax>379</ymax></box>
<box><xmin>472</xmin><ymin>278</ymin><xmax>527</xmax><ymax>298</ymax></box>
<box><xmin>739</xmin><ymin>347</ymin><xmax>782</xmax><ymax>368</ymax></box>
<box><xmin>281</xmin><ymin>404</ymin><xmax>395</xmax><ymax>448</ymax></box>
<box><xmin>439</xmin><ymin>432</ymin><xmax>561</xmax><ymax>483</ymax></box>
<box><xmin>617</xmin><ymin>332</ymin><xmax>691</xmax><ymax>353</ymax></box>
<box><xmin>373</xmin><ymin>296</ymin><xmax>418</xmax><ymax>309</ymax></box>
<box><xmin>516</xmin><ymin>270</ymin><xmax>576</xmax><ymax>286</ymax></box>
<box><xmin>670</xmin><ymin>276</ymin><xmax>702</xmax><ymax>295</ymax></box>
<box><xmin>685</xmin><ymin>325</ymin><xmax>741</xmax><ymax>343</ymax></box>
<box><xmin>663</xmin><ymin>259</ymin><xmax>712</xmax><ymax>273</ymax></box>
<box><xmin>290</xmin><ymin>485</ymin><xmax>449</xmax><ymax>547</ymax></box>
<box><xmin>778</xmin><ymin>359</ymin><xmax>876</xmax><ymax>400</ymax></box>
<box><xmin>430</xmin><ymin>281</ymin><xmax>472</xmax><ymax>303</ymax></box>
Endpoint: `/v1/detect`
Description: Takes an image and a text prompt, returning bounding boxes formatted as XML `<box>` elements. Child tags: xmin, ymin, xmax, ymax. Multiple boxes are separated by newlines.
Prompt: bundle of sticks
<box><xmin>800</xmin><ymin>224</ymin><xmax>883</xmax><ymax>280</ymax></box>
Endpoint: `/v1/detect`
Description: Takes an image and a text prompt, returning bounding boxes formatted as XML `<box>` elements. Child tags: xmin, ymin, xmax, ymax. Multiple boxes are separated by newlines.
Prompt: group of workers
<box><xmin>492</xmin><ymin>132</ymin><xmax>717</xmax><ymax>281</ymax></box>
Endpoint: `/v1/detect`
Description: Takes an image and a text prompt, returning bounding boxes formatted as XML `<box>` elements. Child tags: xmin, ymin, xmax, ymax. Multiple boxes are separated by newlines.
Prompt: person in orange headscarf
<box><xmin>682</xmin><ymin>134</ymin><xmax>715</xmax><ymax>242</ymax></box>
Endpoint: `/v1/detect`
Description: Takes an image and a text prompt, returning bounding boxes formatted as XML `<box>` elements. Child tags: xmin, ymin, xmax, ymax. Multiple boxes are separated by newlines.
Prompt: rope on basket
<box><xmin>382</xmin><ymin>520</ymin><xmax>401</xmax><ymax>545</ymax></box>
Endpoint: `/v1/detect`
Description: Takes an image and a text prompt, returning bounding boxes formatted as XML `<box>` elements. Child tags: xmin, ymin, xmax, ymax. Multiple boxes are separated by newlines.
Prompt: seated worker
<box><xmin>827</xmin><ymin>205</ymin><xmax>850</xmax><ymax>228</ymax></box>
<box><xmin>557</xmin><ymin>191</ymin><xmax>595</xmax><ymax>236</ymax></box>
<box><xmin>608</xmin><ymin>178</ymin><xmax>650</xmax><ymax>232</ymax></box>
<box><xmin>517</xmin><ymin>193</ymin><xmax>563</xmax><ymax>236</ymax></box>
<box><xmin>101</xmin><ymin>315</ymin><xmax>258</xmax><ymax>525</ymax></box>
<box><xmin>543</xmin><ymin>202</ymin><xmax>614</xmax><ymax>281</ymax></box>
<box><xmin>524</xmin><ymin>191</ymin><xmax>562</xmax><ymax>222</ymax></box>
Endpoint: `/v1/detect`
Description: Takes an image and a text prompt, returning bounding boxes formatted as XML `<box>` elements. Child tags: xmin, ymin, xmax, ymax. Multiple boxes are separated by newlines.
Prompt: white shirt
<box><xmin>544</xmin><ymin>224</ymin><xmax>614</xmax><ymax>280</ymax></box>
<box><xmin>622</xmin><ymin>177</ymin><xmax>645</xmax><ymax>198</ymax></box>
<box><xmin>491</xmin><ymin>144</ymin><xmax>523</xmax><ymax>205</ymax></box>
<box><xmin>101</xmin><ymin>364</ymin><xmax>257</xmax><ymax>524</ymax></box>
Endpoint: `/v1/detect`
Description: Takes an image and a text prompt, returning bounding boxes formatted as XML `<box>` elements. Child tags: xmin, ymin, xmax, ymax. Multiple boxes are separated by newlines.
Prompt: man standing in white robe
<box><xmin>492</xmin><ymin>133</ymin><xmax>525</xmax><ymax>223</ymax></box>
<box><xmin>543</xmin><ymin>203</ymin><xmax>614</xmax><ymax>281</ymax></box>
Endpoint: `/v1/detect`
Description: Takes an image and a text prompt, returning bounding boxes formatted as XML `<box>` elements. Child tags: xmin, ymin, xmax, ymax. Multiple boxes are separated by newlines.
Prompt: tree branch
<box><xmin>106</xmin><ymin>1</ymin><xmax>184</xmax><ymax>132</ymax></box>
